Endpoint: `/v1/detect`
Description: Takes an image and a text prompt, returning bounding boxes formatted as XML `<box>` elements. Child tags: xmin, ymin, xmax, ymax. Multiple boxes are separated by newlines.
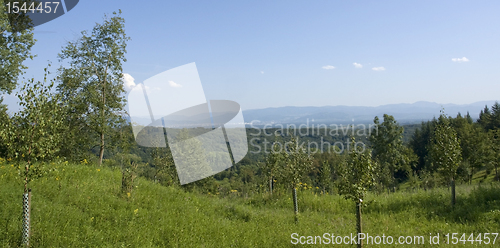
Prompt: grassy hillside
<box><xmin>1</xmin><ymin>162</ymin><xmax>500</xmax><ymax>247</ymax></box>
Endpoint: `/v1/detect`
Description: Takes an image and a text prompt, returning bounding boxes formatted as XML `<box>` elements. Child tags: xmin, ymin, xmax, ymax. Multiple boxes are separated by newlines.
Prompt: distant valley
<box><xmin>242</xmin><ymin>101</ymin><xmax>498</xmax><ymax>126</ymax></box>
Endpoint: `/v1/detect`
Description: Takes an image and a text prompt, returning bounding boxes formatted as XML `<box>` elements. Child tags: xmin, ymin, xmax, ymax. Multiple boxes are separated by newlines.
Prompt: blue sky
<box><xmin>5</xmin><ymin>0</ymin><xmax>500</xmax><ymax>111</ymax></box>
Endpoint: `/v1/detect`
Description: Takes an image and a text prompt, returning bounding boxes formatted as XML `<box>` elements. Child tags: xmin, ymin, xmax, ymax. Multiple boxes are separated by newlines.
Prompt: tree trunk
<box><xmin>356</xmin><ymin>200</ymin><xmax>363</xmax><ymax>248</ymax></box>
<box><xmin>451</xmin><ymin>178</ymin><xmax>456</xmax><ymax>206</ymax></box>
<box><xmin>99</xmin><ymin>74</ymin><xmax>106</xmax><ymax>167</ymax></box>
<box><xmin>98</xmin><ymin>132</ymin><xmax>104</xmax><ymax>166</ymax></box>
<box><xmin>269</xmin><ymin>177</ymin><xmax>273</xmax><ymax>195</ymax></box>
<box><xmin>292</xmin><ymin>187</ymin><xmax>298</xmax><ymax>223</ymax></box>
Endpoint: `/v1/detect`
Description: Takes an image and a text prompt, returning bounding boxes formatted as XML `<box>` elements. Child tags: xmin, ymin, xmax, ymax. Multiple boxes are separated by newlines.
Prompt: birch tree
<box><xmin>57</xmin><ymin>10</ymin><xmax>129</xmax><ymax>165</ymax></box>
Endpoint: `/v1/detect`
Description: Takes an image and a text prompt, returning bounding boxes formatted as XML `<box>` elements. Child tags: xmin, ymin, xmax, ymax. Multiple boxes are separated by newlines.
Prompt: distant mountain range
<box><xmin>242</xmin><ymin>101</ymin><xmax>498</xmax><ymax>126</ymax></box>
<box><xmin>125</xmin><ymin>100</ymin><xmax>498</xmax><ymax>127</ymax></box>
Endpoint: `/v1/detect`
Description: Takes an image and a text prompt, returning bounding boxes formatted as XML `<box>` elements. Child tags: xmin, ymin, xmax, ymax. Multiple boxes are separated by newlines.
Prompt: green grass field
<box><xmin>1</xmin><ymin>162</ymin><xmax>499</xmax><ymax>247</ymax></box>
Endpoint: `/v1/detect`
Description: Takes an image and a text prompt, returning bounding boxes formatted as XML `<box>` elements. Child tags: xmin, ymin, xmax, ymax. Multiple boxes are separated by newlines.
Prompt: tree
<box><xmin>492</xmin><ymin>102</ymin><xmax>500</xmax><ymax>130</ymax></box>
<box><xmin>264</xmin><ymin>148</ymin><xmax>280</xmax><ymax>195</ymax></box>
<box><xmin>150</xmin><ymin>146</ymin><xmax>177</xmax><ymax>186</ymax></box>
<box><xmin>477</xmin><ymin>103</ymin><xmax>500</xmax><ymax>131</ymax></box>
<box><xmin>489</xmin><ymin>129</ymin><xmax>500</xmax><ymax>181</ymax></box>
<box><xmin>57</xmin><ymin>10</ymin><xmax>130</xmax><ymax>165</ymax></box>
<box><xmin>451</xmin><ymin>114</ymin><xmax>489</xmax><ymax>183</ymax></box>
<box><xmin>409</xmin><ymin>119</ymin><xmax>437</xmax><ymax>173</ymax></box>
<box><xmin>0</xmin><ymin>68</ymin><xmax>66</xmax><ymax>189</ymax></box>
<box><xmin>429</xmin><ymin>111</ymin><xmax>462</xmax><ymax>206</ymax></box>
<box><xmin>267</xmin><ymin>135</ymin><xmax>313</xmax><ymax>222</ymax></box>
<box><xmin>336</xmin><ymin>137</ymin><xmax>378</xmax><ymax>248</ymax></box>
<box><xmin>0</xmin><ymin>97</ymin><xmax>10</xmax><ymax>157</ymax></box>
<box><xmin>0</xmin><ymin>67</ymin><xmax>66</xmax><ymax>246</ymax></box>
<box><xmin>312</xmin><ymin>148</ymin><xmax>342</xmax><ymax>194</ymax></box>
<box><xmin>370</xmin><ymin>114</ymin><xmax>414</xmax><ymax>190</ymax></box>
<box><xmin>318</xmin><ymin>160</ymin><xmax>334</xmax><ymax>194</ymax></box>
<box><xmin>117</xmin><ymin>153</ymin><xmax>140</xmax><ymax>194</ymax></box>
<box><xmin>0</xmin><ymin>0</ymin><xmax>36</xmax><ymax>94</ymax></box>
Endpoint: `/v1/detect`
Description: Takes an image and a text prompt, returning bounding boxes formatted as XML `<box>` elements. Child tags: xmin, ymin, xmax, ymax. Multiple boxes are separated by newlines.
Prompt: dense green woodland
<box><xmin>1</xmin><ymin>7</ymin><xmax>500</xmax><ymax>247</ymax></box>
<box><xmin>4</xmin><ymin>108</ymin><xmax>493</xmax><ymax>197</ymax></box>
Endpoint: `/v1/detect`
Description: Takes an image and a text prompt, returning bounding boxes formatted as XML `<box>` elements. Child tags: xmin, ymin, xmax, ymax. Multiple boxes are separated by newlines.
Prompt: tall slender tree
<box><xmin>267</xmin><ymin>135</ymin><xmax>313</xmax><ymax>222</ymax></box>
<box><xmin>0</xmin><ymin>67</ymin><xmax>67</xmax><ymax>246</ymax></box>
<box><xmin>319</xmin><ymin>160</ymin><xmax>333</xmax><ymax>194</ymax></box>
<box><xmin>264</xmin><ymin>144</ymin><xmax>282</xmax><ymax>195</ymax></box>
<box><xmin>429</xmin><ymin>111</ymin><xmax>462</xmax><ymax>206</ymax></box>
<box><xmin>336</xmin><ymin>137</ymin><xmax>378</xmax><ymax>248</ymax></box>
<box><xmin>57</xmin><ymin>11</ymin><xmax>130</xmax><ymax>165</ymax></box>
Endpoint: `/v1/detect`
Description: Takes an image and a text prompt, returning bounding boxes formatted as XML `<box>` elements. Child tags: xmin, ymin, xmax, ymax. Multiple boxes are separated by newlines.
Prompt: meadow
<box><xmin>1</xmin><ymin>161</ymin><xmax>499</xmax><ymax>247</ymax></box>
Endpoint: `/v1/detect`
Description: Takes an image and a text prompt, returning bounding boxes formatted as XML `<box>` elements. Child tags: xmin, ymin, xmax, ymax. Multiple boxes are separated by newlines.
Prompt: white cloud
<box><xmin>451</xmin><ymin>57</ymin><xmax>469</xmax><ymax>62</ymax></box>
<box><xmin>353</xmin><ymin>62</ymin><xmax>363</xmax><ymax>68</ymax></box>
<box><xmin>322</xmin><ymin>65</ymin><xmax>335</xmax><ymax>70</ymax></box>
<box><xmin>169</xmin><ymin>80</ymin><xmax>182</xmax><ymax>88</ymax></box>
<box><xmin>122</xmin><ymin>73</ymin><xmax>136</xmax><ymax>91</ymax></box>
<box><xmin>372</xmin><ymin>67</ymin><xmax>386</xmax><ymax>71</ymax></box>
<box><xmin>261</xmin><ymin>71</ymin><xmax>264</xmax><ymax>74</ymax></box>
